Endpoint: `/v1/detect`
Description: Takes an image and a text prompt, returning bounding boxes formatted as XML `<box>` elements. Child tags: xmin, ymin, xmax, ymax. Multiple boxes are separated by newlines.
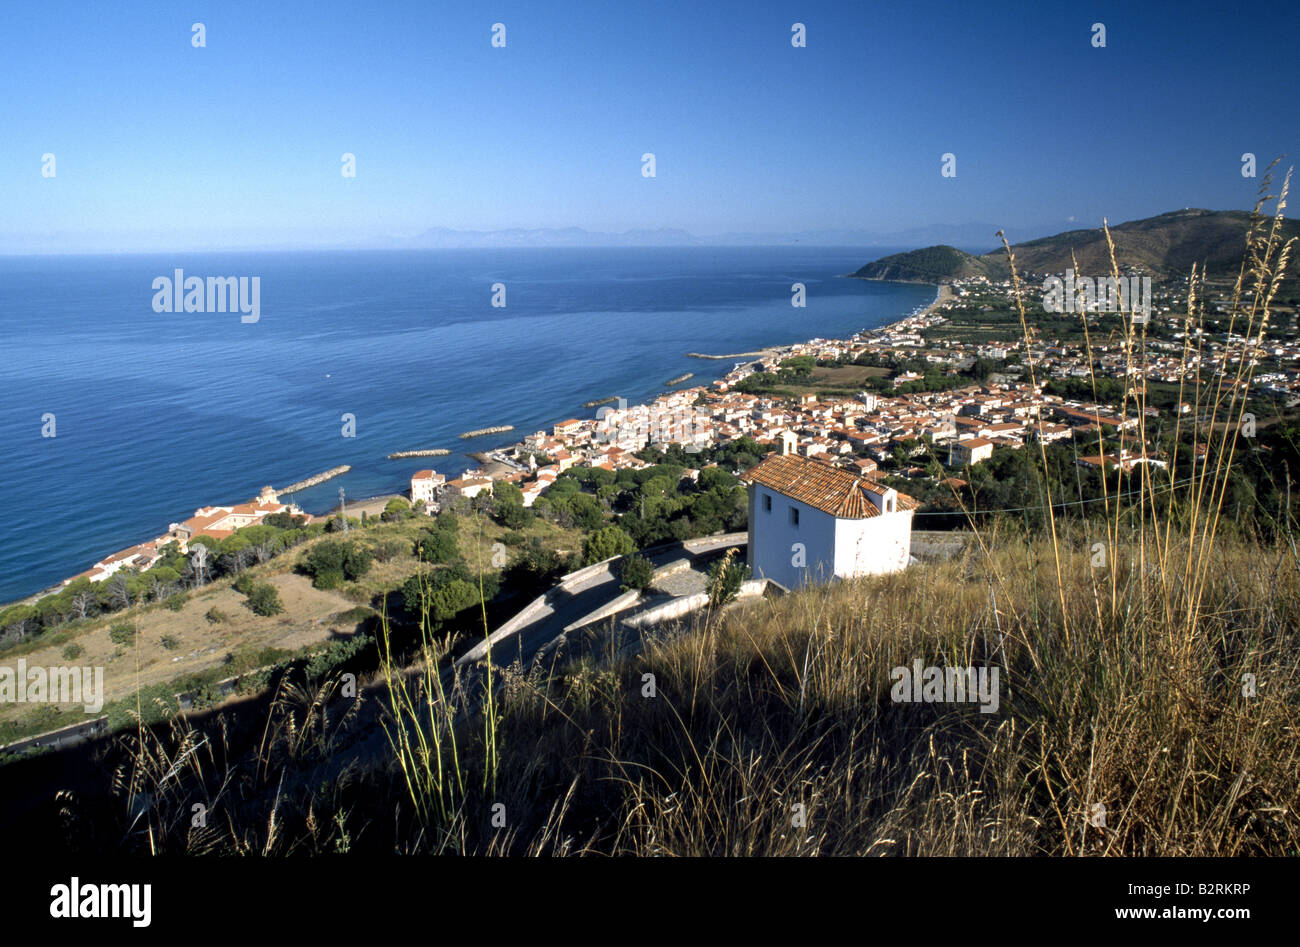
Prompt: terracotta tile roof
<box><xmin>741</xmin><ymin>453</ymin><xmax>918</xmax><ymax>519</ymax></box>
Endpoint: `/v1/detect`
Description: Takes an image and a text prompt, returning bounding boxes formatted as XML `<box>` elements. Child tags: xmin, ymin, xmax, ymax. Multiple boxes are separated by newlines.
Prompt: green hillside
<box><xmin>850</xmin><ymin>244</ymin><xmax>1006</xmax><ymax>282</ymax></box>
<box><xmin>852</xmin><ymin>209</ymin><xmax>1300</xmax><ymax>283</ymax></box>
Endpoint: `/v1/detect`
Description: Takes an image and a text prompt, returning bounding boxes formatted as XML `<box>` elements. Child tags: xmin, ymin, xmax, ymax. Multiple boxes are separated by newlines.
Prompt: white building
<box><xmin>410</xmin><ymin>469</ymin><xmax>445</xmax><ymax>506</ymax></box>
<box><xmin>741</xmin><ymin>449</ymin><xmax>918</xmax><ymax>590</ymax></box>
<box><xmin>949</xmin><ymin>437</ymin><xmax>994</xmax><ymax>467</ymax></box>
<box><xmin>444</xmin><ymin>475</ymin><xmax>493</xmax><ymax>500</ymax></box>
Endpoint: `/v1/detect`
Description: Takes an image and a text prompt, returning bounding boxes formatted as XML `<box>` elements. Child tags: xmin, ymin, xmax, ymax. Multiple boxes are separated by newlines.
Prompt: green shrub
<box><xmin>160</xmin><ymin>634</ymin><xmax>181</xmax><ymax>650</ymax></box>
<box><xmin>205</xmin><ymin>606</ymin><xmax>228</xmax><ymax>624</ymax></box>
<box><xmin>164</xmin><ymin>593</ymin><xmax>188</xmax><ymax>612</ymax></box>
<box><xmin>618</xmin><ymin>553</ymin><xmax>656</xmax><ymax>592</ymax></box>
<box><xmin>313</xmin><ymin>569</ymin><xmax>344</xmax><ymax>590</ymax></box>
<box><xmin>415</xmin><ymin>530</ymin><xmax>458</xmax><ymax>564</ymax></box>
<box><xmin>245</xmin><ymin>582</ymin><xmax>283</xmax><ymax>617</ymax></box>
<box><xmin>108</xmin><ymin>622</ymin><xmax>136</xmax><ymax>645</ymax></box>
<box><xmin>61</xmin><ymin>643</ymin><xmax>84</xmax><ymax>661</ymax></box>
<box><xmin>303</xmin><ymin>540</ymin><xmax>372</xmax><ymax>587</ymax></box>
<box><xmin>583</xmin><ymin>525</ymin><xmax>635</xmax><ymax>565</ymax></box>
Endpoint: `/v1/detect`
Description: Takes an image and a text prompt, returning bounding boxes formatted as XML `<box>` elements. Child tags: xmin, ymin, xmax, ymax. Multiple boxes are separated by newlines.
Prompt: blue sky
<box><xmin>1</xmin><ymin>0</ymin><xmax>1295</xmax><ymax>251</ymax></box>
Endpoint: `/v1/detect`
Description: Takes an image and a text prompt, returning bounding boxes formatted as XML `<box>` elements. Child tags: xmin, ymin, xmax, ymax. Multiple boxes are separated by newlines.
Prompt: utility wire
<box><xmin>912</xmin><ymin>474</ymin><xmax>1200</xmax><ymax>517</ymax></box>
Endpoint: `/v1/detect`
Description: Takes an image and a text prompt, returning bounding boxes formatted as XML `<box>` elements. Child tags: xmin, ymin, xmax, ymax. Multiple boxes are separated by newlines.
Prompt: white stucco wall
<box><xmin>833</xmin><ymin>509</ymin><xmax>913</xmax><ymax>576</ymax></box>
<box><xmin>748</xmin><ymin>486</ymin><xmax>837</xmax><ymax>588</ymax></box>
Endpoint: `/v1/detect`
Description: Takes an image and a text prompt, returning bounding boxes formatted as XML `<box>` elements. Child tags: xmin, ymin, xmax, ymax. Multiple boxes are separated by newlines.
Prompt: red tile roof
<box><xmin>741</xmin><ymin>453</ymin><xmax>918</xmax><ymax>519</ymax></box>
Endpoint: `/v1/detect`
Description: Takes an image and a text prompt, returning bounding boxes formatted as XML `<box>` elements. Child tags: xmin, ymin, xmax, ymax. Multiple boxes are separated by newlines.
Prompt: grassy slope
<box><xmin>457</xmin><ymin>525</ymin><xmax>1300</xmax><ymax>855</ymax></box>
<box><xmin>106</xmin><ymin>523</ymin><xmax>1299</xmax><ymax>857</ymax></box>
<box><xmin>0</xmin><ymin>513</ymin><xmax>584</xmax><ymax>744</ymax></box>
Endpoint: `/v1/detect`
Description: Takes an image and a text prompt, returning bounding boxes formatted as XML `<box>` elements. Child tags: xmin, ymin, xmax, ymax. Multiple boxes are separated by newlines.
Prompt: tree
<box><xmin>303</xmin><ymin>541</ymin><xmax>347</xmax><ymax>587</ymax></box>
<box><xmin>107</xmin><ymin>574</ymin><xmax>131</xmax><ymax>610</ymax></box>
<box><xmin>342</xmin><ymin>544</ymin><xmax>372</xmax><ymax>580</ymax></box>
<box><xmin>263</xmin><ymin>511</ymin><xmax>305</xmax><ymax>529</ymax></box>
<box><xmin>187</xmin><ymin>542</ymin><xmax>212</xmax><ymax>586</ymax></box>
<box><xmin>583</xmin><ymin>525</ymin><xmax>635</xmax><ymax>565</ymax></box>
<box><xmin>564</xmin><ymin>493</ymin><xmax>604</xmax><ymax>531</ymax></box>
<box><xmin>500</xmin><ymin>540</ymin><xmax>569</xmax><ymax>599</ymax></box>
<box><xmin>493</xmin><ymin>480</ymin><xmax>524</xmax><ymax>504</ymax></box>
<box><xmin>0</xmin><ymin>605</ymin><xmax>37</xmax><ymax>642</ymax></box>
<box><xmin>70</xmin><ymin>589</ymin><xmax>94</xmax><ymax>621</ymax></box>
<box><xmin>35</xmin><ymin>596</ymin><xmax>67</xmax><ymax>629</ymax></box>
<box><xmin>618</xmin><ymin>553</ymin><xmax>656</xmax><ymax>591</ymax></box>
<box><xmin>697</xmin><ymin>466</ymin><xmax>738</xmax><ymax>493</ymax></box>
<box><xmin>402</xmin><ymin>564</ymin><xmax>492</xmax><ymax>627</ymax></box>
<box><xmin>492</xmin><ymin>482</ymin><xmax>530</xmax><ymax>529</ymax></box>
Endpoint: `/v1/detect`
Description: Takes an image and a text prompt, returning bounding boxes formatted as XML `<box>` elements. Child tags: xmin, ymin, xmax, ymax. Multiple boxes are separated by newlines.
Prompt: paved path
<box><xmin>457</xmin><ymin>533</ymin><xmax>746</xmax><ymax>671</ymax></box>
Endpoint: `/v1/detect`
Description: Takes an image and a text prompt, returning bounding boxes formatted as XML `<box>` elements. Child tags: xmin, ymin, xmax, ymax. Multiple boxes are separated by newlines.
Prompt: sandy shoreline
<box><xmin>869</xmin><ymin>282</ymin><xmax>951</xmax><ymax>333</ymax></box>
<box><xmin>681</xmin><ymin>282</ymin><xmax>950</xmax><ymax>363</ymax></box>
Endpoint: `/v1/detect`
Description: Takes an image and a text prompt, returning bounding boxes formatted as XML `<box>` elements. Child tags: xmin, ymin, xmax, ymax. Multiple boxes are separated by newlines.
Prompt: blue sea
<box><xmin>0</xmin><ymin>247</ymin><xmax>932</xmax><ymax>602</ymax></box>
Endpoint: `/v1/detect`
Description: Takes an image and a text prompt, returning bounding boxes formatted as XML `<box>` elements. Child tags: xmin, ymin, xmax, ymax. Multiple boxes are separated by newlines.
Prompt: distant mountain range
<box><xmin>380</xmin><ymin>220</ymin><xmax>1063</xmax><ymax>251</ymax></box>
<box><xmin>850</xmin><ymin>209</ymin><xmax>1300</xmax><ymax>283</ymax></box>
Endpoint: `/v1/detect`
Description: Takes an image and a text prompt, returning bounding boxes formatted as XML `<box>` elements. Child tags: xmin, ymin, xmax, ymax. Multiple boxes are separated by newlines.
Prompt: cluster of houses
<box><xmin>937</xmin><ymin>275</ymin><xmax>1300</xmax><ymax>402</ymax></box>
<box><xmin>404</xmin><ymin>369</ymin><xmax>1155</xmax><ymax>522</ymax></box>
<box><xmin>396</xmin><ymin>283</ymin><xmax>1207</xmax><ymax>586</ymax></box>
<box><xmin>69</xmin><ymin>486</ymin><xmax>311</xmax><ymax>586</ymax></box>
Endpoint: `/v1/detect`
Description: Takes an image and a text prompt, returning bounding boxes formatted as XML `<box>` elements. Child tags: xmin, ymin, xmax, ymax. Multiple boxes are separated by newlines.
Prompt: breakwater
<box><xmin>685</xmin><ymin>350</ymin><xmax>771</xmax><ymax>359</ymax></box>
<box><xmin>665</xmin><ymin>373</ymin><xmax>695</xmax><ymax>385</ymax></box>
<box><xmin>387</xmin><ymin>449</ymin><xmax>452</xmax><ymax>459</ymax></box>
<box><xmin>278</xmin><ymin>465</ymin><xmax>351</xmax><ymax>494</ymax></box>
<box><xmin>459</xmin><ymin>425</ymin><xmax>514</xmax><ymax>439</ymax></box>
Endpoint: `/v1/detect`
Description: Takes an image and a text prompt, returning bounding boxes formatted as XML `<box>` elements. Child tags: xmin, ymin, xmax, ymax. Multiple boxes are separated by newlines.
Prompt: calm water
<box><xmin>0</xmin><ymin>247</ymin><xmax>931</xmax><ymax>602</ymax></box>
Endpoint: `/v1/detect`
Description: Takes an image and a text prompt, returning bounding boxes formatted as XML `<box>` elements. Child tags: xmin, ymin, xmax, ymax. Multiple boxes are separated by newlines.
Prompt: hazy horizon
<box><xmin>4</xmin><ymin>0</ymin><xmax>1295</xmax><ymax>254</ymax></box>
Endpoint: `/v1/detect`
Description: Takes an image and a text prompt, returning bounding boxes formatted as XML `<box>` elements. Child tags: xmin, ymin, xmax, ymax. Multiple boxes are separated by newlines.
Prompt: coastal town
<box><xmin>412</xmin><ymin>270</ymin><xmax>1298</xmax><ymax>515</ymax></box>
<box><xmin>41</xmin><ymin>267</ymin><xmax>1300</xmax><ymax>602</ymax></box>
